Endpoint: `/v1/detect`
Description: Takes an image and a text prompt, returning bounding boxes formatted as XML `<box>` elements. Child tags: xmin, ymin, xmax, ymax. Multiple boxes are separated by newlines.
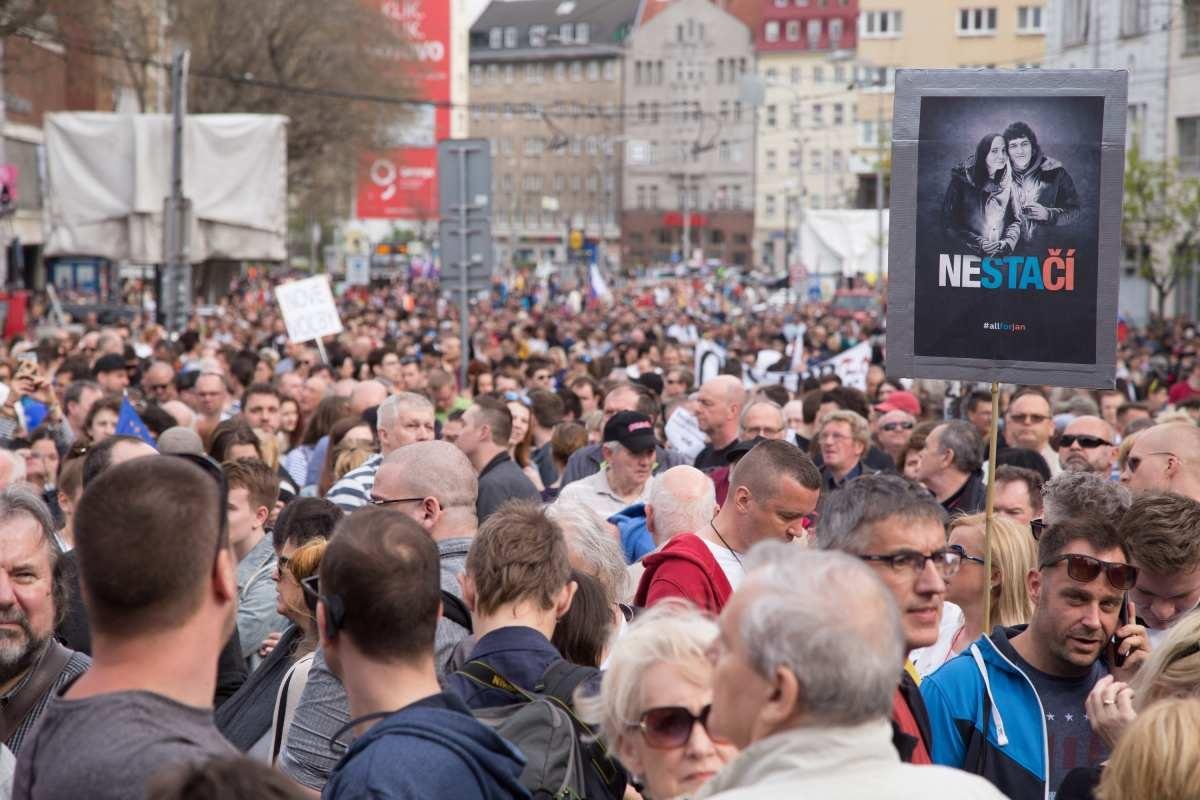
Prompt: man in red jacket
<box><xmin>635</xmin><ymin>440</ymin><xmax>820</xmax><ymax>613</ymax></box>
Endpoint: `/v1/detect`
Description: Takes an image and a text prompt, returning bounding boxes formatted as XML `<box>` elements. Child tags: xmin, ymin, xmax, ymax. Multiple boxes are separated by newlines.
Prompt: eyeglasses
<box><xmin>743</xmin><ymin>426</ymin><xmax>782</xmax><ymax>437</ymax></box>
<box><xmin>948</xmin><ymin>543</ymin><xmax>986</xmax><ymax>566</ymax></box>
<box><xmin>1040</xmin><ymin>554</ymin><xmax>1139</xmax><ymax>591</ymax></box>
<box><xmin>1124</xmin><ymin>452</ymin><xmax>1177</xmax><ymax>474</ymax></box>
<box><xmin>881</xmin><ymin>421</ymin><xmax>915</xmax><ymax>432</ymax></box>
<box><xmin>1008</xmin><ymin>413</ymin><xmax>1050</xmax><ymax>425</ymax></box>
<box><xmin>634</xmin><ymin>704</ymin><xmax>727</xmax><ymax>750</ymax></box>
<box><xmin>1030</xmin><ymin>518</ymin><xmax>1047</xmax><ymax>540</ymax></box>
<box><xmin>1059</xmin><ymin>434</ymin><xmax>1112</xmax><ymax>449</ymax></box>
<box><xmin>859</xmin><ymin>549</ymin><xmax>962</xmax><ymax>578</ymax></box>
<box><xmin>300</xmin><ymin>574</ymin><xmax>345</xmax><ymax>630</ymax></box>
<box><xmin>368</xmin><ymin>495</ymin><xmax>426</xmax><ymax>507</ymax></box>
<box><xmin>145</xmin><ymin>383</ymin><xmax>170</xmax><ymax>393</ymax></box>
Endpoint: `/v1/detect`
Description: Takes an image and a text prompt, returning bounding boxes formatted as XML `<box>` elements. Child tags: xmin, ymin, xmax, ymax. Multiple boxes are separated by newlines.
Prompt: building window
<box><xmin>555</xmin><ymin>62</ymin><xmax>566</xmax><ymax>81</ymax></box>
<box><xmin>832</xmin><ymin>149</ymin><xmax>843</xmax><ymax>171</ymax></box>
<box><xmin>471</xmin><ymin>65</ymin><xmax>483</xmax><ymax>85</ymax></box>
<box><xmin>774</xmin><ymin>0</ymin><xmax>787</xmax><ymax>6</ymax></box>
<box><xmin>720</xmin><ymin>100</ymin><xmax>729</xmax><ymax>120</ymax></box>
<box><xmin>957</xmin><ymin>8</ymin><xmax>998</xmax><ymax>35</ymax></box>
<box><xmin>530</xmin><ymin>25</ymin><xmax>547</xmax><ymax>47</ymax></box>
<box><xmin>791</xmin><ymin>66</ymin><xmax>802</xmax><ymax>84</ymax></box>
<box><xmin>716</xmin><ymin>59</ymin><xmax>725</xmax><ymax>83</ymax></box>
<box><xmin>576</xmin><ymin>22</ymin><xmax>590</xmax><ymax>43</ymax></box>
<box><xmin>650</xmin><ymin>186</ymin><xmax>659</xmax><ymax>208</ymax></box>
<box><xmin>489</xmin><ymin>28</ymin><xmax>503</xmax><ymax>48</ymax></box>
<box><xmin>586</xmin><ymin>175</ymin><xmax>598</xmax><ymax>192</ymax></box>
<box><xmin>765</xmin><ymin>21</ymin><xmax>781</xmax><ymax>42</ymax></box>
<box><xmin>829</xmin><ymin>17</ymin><xmax>844</xmax><ymax>45</ymax></box>
<box><xmin>504</xmin><ymin>26</ymin><xmax>519</xmax><ymax>47</ymax></box>
<box><xmin>833</xmin><ymin>102</ymin><xmax>844</xmax><ymax>125</ymax></box>
<box><xmin>637</xmin><ymin>186</ymin><xmax>646</xmax><ymax>209</ymax></box>
<box><xmin>1062</xmin><ymin>0</ymin><xmax>1089</xmax><ymax>46</ymax></box>
<box><xmin>1179</xmin><ymin>116</ymin><xmax>1200</xmax><ymax>173</ymax></box>
<box><xmin>786</xmin><ymin>20</ymin><xmax>801</xmax><ymax>41</ymax></box>
<box><xmin>812</xmin><ymin>103</ymin><xmax>824</xmax><ymax>127</ymax></box>
<box><xmin>765</xmin><ymin>194</ymin><xmax>776</xmax><ymax>217</ymax></box>
<box><xmin>570</xmin><ymin>175</ymin><xmax>582</xmax><ymax>192</ymax></box>
<box><xmin>1119</xmin><ymin>0</ymin><xmax>1149</xmax><ymax>36</ymax></box>
<box><xmin>766</xmin><ymin>105</ymin><xmax>777</xmax><ymax>127</ymax></box>
<box><xmin>813</xmin><ymin>66</ymin><xmax>824</xmax><ymax>84</ymax></box>
<box><xmin>585</xmin><ymin>136</ymin><xmax>598</xmax><ymax>155</ymax></box>
<box><xmin>807</xmin><ymin>19</ymin><xmax>822</xmax><ymax>47</ymax></box>
<box><xmin>1188</xmin><ymin>0</ymin><xmax>1200</xmax><ymax>53</ymax></box>
<box><xmin>766</xmin><ymin>149</ymin><xmax>777</xmax><ymax>171</ymax></box>
<box><xmin>860</xmin><ymin>10</ymin><xmax>903</xmax><ymax>37</ymax></box>
<box><xmin>603</xmin><ymin>60</ymin><xmax>617</xmax><ymax>81</ymax></box>
<box><xmin>734</xmin><ymin>101</ymin><xmax>743</xmax><ymax>123</ymax></box>
<box><xmin>638</xmin><ymin>101</ymin><xmax>647</xmax><ymax>122</ymax></box>
<box><xmin>586</xmin><ymin>60</ymin><xmax>600</xmax><ymax>80</ymax></box>
<box><xmin>504</xmin><ymin>64</ymin><xmax>515</xmax><ymax>84</ymax></box>
<box><xmin>789</xmin><ymin>148</ymin><xmax>800</xmax><ymax>168</ymax></box>
<box><xmin>1017</xmin><ymin>5</ymin><xmax>1044</xmax><ymax>33</ymax></box>
<box><xmin>560</xmin><ymin>22</ymin><xmax>574</xmax><ymax>42</ymax></box>
<box><xmin>651</xmin><ymin>102</ymin><xmax>660</xmax><ymax>123</ymax></box>
<box><xmin>790</xmin><ymin>103</ymin><xmax>801</xmax><ymax>128</ymax></box>
<box><xmin>570</xmin><ymin>61</ymin><xmax>582</xmax><ymax>81</ymax></box>
<box><xmin>811</xmin><ymin>149</ymin><xmax>824</xmax><ymax>173</ymax></box>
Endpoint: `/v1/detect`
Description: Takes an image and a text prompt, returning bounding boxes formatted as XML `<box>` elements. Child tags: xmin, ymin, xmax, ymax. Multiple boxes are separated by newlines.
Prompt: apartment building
<box><xmin>621</xmin><ymin>0</ymin><xmax>757</xmax><ymax>268</ymax></box>
<box><xmin>752</xmin><ymin>0</ymin><xmax>860</xmax><ymax>272</ymax></box>
<box><xmin>468</xmin><ymin>0</ymin><xmax>640</xmax><ymax>268</ymax></box>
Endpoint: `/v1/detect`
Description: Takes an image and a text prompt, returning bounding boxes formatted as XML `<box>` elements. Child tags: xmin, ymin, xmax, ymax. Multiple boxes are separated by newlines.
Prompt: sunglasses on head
<box><xmin>881</xmin><ymin>421</ymin><xmax>914</xmax><ymax>432</ymax></box>
<box><xmin>635</xmin><ymin>704</ymin><xmax>727</xmax><ymax>749</ymax></box>
<box><xmin>1040</xmin><ymin>554</ymin><xmax>1138</xmax><ymax>591</ymax></box>
<box><xmin>1059</xmin><ymin>434</ymin><xmax>1111</xmax><ymax>449</ymax></box>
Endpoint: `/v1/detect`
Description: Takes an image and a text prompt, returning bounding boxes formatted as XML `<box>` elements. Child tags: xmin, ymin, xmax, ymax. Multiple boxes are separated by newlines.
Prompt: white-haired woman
<box><xmin>577</xmin><ymin>604</ymin><xmax>736</xmax><ymax>800</ymax></box>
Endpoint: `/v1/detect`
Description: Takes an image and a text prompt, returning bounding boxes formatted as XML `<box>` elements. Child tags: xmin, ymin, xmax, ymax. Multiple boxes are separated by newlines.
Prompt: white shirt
<box><xmin>702</xmin><ymin>538</ymin><xmax>746</xmax><ymax>591</ymax></box>
<box><xmin>556</xmin><ymin>468</ymin><xmax>651</xmax><ymax>520</ymax></box>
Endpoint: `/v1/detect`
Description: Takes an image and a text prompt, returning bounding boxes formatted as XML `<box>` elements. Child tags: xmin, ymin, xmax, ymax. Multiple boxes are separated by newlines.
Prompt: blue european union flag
<box><xmin>116</xmin><ymin>396</ymin><xmax>156</xmax><ymax>446</ymax></box>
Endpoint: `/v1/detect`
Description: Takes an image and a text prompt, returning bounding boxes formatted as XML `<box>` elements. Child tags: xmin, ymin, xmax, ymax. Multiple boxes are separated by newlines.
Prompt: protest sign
<box><xmin>665</xmin><ymin>406</ymin><xmax>706</xmax><ymax>460</ymax></box>
<box><xmin>886</xmin><ymin>70</ymin><xmax>1126</xmax><ymax>388</ymax></box>
<box><xmin>694</xmin><ymin>339</ymin><xmax>726</xmax><ymax>385</ymax></box>
<box><xmin>275</xmin><ymin>275</ymin><xmax>344</xmax><ymax>343</ymax></box>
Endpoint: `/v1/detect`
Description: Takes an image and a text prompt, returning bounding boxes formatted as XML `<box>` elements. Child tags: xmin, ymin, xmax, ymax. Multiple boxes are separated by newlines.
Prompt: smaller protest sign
<box><xmin>694</xmin><ymin>339</ymin><xmax>726</xmax><ymax>385</ymax></box>
<box><xmin>665</xmin><ymin>406</ymin><xmax>706</xmax><ymax>460</ymax></box>
<box><xmin>275</xmin><ymin>276</ymin><xmax>344</xmax><ymax>343</ymax></box>
<box><xmin>345</xmin><ymin>255</ymin><xmax>370</xmax><ymax>287</ymax></box>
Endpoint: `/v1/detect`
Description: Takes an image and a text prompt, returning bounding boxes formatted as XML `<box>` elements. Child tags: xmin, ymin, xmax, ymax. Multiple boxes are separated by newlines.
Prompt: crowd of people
<box><xmin>0</xmin><ymin>271</ymin><xmax>1197</xmax><ymax>799</ymax></box>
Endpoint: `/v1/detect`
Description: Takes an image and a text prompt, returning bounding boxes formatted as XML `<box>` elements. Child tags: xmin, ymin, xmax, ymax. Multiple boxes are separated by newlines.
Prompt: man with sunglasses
<box><xmin>1121</xmin><ymin>422</ymin><xmax>1200</xmax><ymax>502</ymax></box>
<box><xmin>700</xmin><ymin>545</ymin><xmax>1004</xmax><ymax>800</ymax></box>
<box><xmin>1057</xmin><ymin>416</ymin><xmax>1118</xmax><ymax>477</ymax></box>
<box><xmin>1003</xmin><ymin>389</ymin><xmax>1060</xmax><ymax>476</ymax></box>
<box><xmin>921</xmin><ymin>517</ymin><xmax>1149</xmax><ymax>800</ymax></box>
<box><xmin>873</xmin><ymin>409</ymin><xmax>917</xmax><ymax>467</ymax></box>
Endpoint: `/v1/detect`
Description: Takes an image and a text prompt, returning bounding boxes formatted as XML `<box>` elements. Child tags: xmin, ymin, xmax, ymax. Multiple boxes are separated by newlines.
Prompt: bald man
<box><xmin>1057</xmin><ymin>415</ymin><xmax>1118</xmax><ymax>477</ymax></box>
<box><xmin>1122</xmin><ymin>423</ymin><xmax>1200</xmax><ymax>501</ymax></box>
<box><xmin>693</xmin><ymin>375</ymin><xmax>748</xmax><ymax>471</ymax></box>
<box><xmin>626</xmin><ymin>466</ymin><xmax>719</xmax><ymax>600</ymax></box>
<box><xmin>349</xmin><ymin>379</ymin><xmax>389</xmax><ymax>417</ymax></box>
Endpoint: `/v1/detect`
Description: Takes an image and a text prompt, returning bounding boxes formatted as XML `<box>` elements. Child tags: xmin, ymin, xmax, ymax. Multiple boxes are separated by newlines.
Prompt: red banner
<box><xmin>662</xmin><ymin>212</ymin><xmax>709</xmax><ymax>228</ymax></box>
<box><xmin>356</xmin><ymin>0</ymin><xmax>451</xmax><ymax>219</ymax></box>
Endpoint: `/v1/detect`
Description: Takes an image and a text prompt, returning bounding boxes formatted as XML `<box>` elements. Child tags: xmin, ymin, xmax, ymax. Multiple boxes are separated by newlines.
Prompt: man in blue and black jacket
<box><xmin>921</xmin><ymin>517</ymin><xmax>1149</xmax><ymax>800</ymax></box>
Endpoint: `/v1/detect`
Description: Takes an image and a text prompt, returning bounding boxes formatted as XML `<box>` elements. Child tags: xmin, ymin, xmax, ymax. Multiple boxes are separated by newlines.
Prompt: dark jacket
<box><xmin>216</xmin><ymin>625</ymin><xmax>304</xmax><ymax>751</ymax></box>
<box><xmin>1011</xmin><ymin>151</ymin><xmax>1082</xmax><ymax>243</ymax></box>
<box><xmin>942</xmin><ymin>470</ymin><xmax>988</xmax><ymax>516</ymax></box>
<box><xmin>560</xmin><ymin>443</ymin><xmax>689</xmax><ymax>488</ymax></box>
<box><xmin>476</xmin><ymin>452</ymin><xmax>539</xmax><ymax>523</ymax></box>
<box><xmin>635</xmin><ymin>533</ymin><xmax>733</xmax><ymax>614</ymax></box>
<box><xmin>941</xmin><ymin>157</ymin><xmax>1022</xmax><ymax>255</ymax></box>
<box><xmin>445</xmin><ymin>627</ymin><xmax>575</xmax><ymax>710</ymax></box>
<box><xmin>322</xmin><ymin>692</ymin><xmax>530</xmax><ymax>800</ymax></box>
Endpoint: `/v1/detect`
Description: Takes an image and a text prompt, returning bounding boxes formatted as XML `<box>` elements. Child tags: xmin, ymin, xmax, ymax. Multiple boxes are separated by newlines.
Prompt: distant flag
<box><xmin>588</xmin><ymin>262</ymin><xmax>610</xmax><ymax>299</ymax></box>
<box><xmin>116</xmin><ymin>395</ymin><xmax>156</xmax><ymax>446</ymax></box>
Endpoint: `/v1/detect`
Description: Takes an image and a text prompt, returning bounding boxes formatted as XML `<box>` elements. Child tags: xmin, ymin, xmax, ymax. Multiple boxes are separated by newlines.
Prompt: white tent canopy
<box><xmin>43</xmin><ymin>113</ymin><xmax>288</xmax><ymax>263</ymax></box>
<box><xmin>797</xmin><ymin>209</ymin><xmax>889</xmax><ymax>278</ymax></box>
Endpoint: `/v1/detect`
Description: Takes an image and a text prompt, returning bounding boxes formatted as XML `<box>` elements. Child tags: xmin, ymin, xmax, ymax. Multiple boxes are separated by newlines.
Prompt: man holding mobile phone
<box><xmin>921</xmin><ymin>517</ymin><xmax>1148</xmax><ymax>800</ymax></box>
<box><xmin>1119</xmin><ymin>493</ymin><xmax>1200</xmax><ymax>646</ymax></box>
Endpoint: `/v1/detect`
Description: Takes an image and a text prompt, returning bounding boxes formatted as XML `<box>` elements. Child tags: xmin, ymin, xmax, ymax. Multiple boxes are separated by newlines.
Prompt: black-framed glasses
<box><xmin>859</xmin><ymin>549</ymin><xmax>962</xmax><ymax>578</ymax></box>
<box><xmin>300</xmin><ymin>575</ymin><xmax>345</xmax><ymax>631</ymax></box>
<box><xmin>633</xmin><ymin>704</ymin><xmax>728</xmax><ymax>750</ymax></box>
<box><xmin>948</xmin><ymin>543</ymin><xmax>986</xmax><ymax>566</ymax></box>
<box><xmin>1040</xmin><ymin>554</ymin><xmax>1139</xmax><ymax>591</ymax></box>
<box><xmin>1059</xmin><ymin>434</ymin><xmax>1112</xmax><ymax>449</ymax></box>
<box><xmin>1125</xmin><ymin>452</ymin><xmax>1177</xmax><ymax>474</ymax></box>
<box><xmin>881</xmin><ymin>421</ymin><xmax>915</xmax><ymax>432</ymax></box>
<box><xmin>1030</xmin><ymin>518</ymin><xmax>1047</xmax><ymax>540</ymax></box>
<box><xmin>368</xmin><ymin>495</ymin><xmax>426</xmax><ymax>507</ymax></box>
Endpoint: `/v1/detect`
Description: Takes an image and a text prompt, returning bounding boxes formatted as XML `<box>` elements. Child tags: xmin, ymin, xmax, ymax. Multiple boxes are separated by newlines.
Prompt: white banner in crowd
<box><xmin>275</xmin><ymin>276</ymin><xmax>345</xmax><ymax>343</ymax></box>
<box><xmin>694</xmin><ymin>339</ymin><xmax>726</xmax><ymax>385</ymax></box>
<box><xmin>665</xmin><ymin>406</ymin><xmax>707</xmax><ymax>460</ymax></box>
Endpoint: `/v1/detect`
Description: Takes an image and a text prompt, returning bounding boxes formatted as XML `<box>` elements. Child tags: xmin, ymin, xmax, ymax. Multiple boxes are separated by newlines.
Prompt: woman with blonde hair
<box><xmin>913</xmin><ymin>513</ymin><xmax>1037</xmax><ymax>675</ymax></box>
<box><xmin>576</xmin><ymin>603</ymin><xmax>736</xmax><ymax>800</ymax></box>
<box><xmin>1057</xmin><ymin>610</ymin><xmax>1200</xmax><ymax>800</ymax></box>
<box><xmin>1094</xmin><ymin>697</ymin><xmax>1200</xmax><ymax>800</ymax></box>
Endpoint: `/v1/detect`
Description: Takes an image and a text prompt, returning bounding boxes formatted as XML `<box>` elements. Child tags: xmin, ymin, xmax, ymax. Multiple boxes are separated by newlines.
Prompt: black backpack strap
<box><xmin>535</xmin><ymin>659</ymin><xmax>598</xmax><ymax>706</ymax></box>
<box><xmin>441</xmin><ymin>590</ymin><xmax>473</xmax><ymax>633</ymax></box>
<box><xmin>455</xmin><ymin>660</ymin><xmax>534</xmax><ymax>702</ymax></box>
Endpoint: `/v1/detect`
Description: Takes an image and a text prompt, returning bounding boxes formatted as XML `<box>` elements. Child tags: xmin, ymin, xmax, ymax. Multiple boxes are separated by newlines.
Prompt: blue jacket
<box><xmin>322</xmin><ymin>692</ymin><xmax>530</xmax><ymax>800</ymax></box>
<box><xmin>609</xmin><ymin>503</ymin><xmax>655</xmax><ymax>564</ymax></box>
<box><xmin>920</xmin><ymin>627</ymin><xmax>1048</xmax><ymax>800</ymax></box>
<box><xmin>445</xmin><ymin>626</ymin><xmax>572</xmax><ymax>710</ymax></box>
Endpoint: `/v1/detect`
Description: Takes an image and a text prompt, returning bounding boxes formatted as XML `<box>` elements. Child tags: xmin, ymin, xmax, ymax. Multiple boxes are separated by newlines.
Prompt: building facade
<box><xmin>621</xmin><ymin>0</ymin><xmax>757</xmax><ymax>268</ymax></box>
<box><xmin>468</xmin><ymin>0</ymin><xmax>639</xmax><ymax>269</ymax></box>
<box><xmin>752</xmin><ymin>0</ymin><xmax>860</xmax><ymax>273</ymax></box>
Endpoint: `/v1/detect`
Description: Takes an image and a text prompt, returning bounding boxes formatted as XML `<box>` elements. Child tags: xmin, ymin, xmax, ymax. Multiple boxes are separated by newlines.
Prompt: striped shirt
<box><xmin>326</xmin><ymin>454</ymin><xmax>382</xmax><ymax>512</ymax></box>
<box><xmin>3</xmin><ymin>645</ymin><xmax>91</xmax><ymax>755</ymax></box>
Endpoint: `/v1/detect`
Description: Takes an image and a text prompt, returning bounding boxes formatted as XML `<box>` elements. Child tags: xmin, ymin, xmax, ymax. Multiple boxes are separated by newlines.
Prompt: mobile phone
<box><xmin>1110</xmin><ymin>594</ymin><xmax>1131</xmax><ymax>668</ymax></box>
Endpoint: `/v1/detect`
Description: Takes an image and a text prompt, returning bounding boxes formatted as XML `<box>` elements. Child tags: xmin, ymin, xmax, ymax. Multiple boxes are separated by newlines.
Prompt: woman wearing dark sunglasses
<box><xmin>578</xmin><ymin>604</ymin><xmax>736</xmax><ymax>799</ymax></box>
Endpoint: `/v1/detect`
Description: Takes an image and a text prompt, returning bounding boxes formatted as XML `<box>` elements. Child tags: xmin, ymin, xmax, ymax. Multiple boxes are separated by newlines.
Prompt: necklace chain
<box><xmin>709</xmin><ymin>519</ymin><xmax>744</xmax><ymax>568</ymax></box>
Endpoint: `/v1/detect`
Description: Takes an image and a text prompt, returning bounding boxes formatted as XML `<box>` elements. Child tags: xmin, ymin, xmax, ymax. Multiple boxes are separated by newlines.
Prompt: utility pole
<box><xmin>875</xmin><ymin>68</ymin><xmax>885</xmax><ymax>280</ymax></box>
<box><xmin>0</xmin><ymin>40</ymin><xmax>8</xmax><ymax>289</ymax></box>
<box><xmin>162</xmin><ymin>48</ymin><xmax>192</xmax><ymax>332</ymax></box>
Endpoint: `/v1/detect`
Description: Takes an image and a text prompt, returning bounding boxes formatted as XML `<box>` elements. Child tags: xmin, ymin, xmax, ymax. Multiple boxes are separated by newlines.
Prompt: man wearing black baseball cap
<box><xmin>92</xmin><ymin>353</ymin><xmax>129</xmax><ymax>394</ymax></box>
<box><xmin>556</xmin><ymin>410</ymin><xmax>656</xmax><ymax>518</ymax></box>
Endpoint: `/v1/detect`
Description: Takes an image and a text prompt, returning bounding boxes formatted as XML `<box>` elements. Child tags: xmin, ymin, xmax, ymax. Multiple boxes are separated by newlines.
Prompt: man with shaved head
<box><xmin>349</xmin><ymin>378</ymin><xmax>389</xmax><ymax>417</ymax></box>
<box><xmin>694</xmin><ymin>375</ymin><xmax>748</xmax><ymax>471</ymax></box>
<box><xmin>1057</xmin><ymin>415</ymin><xmax>1117</xmax><ymax>477</ymax></box>
<box><xmin>627</xmin><ymin>465</ymin><xmax>719</xmax><ymax>596</ymax></box>
<box><xmin>636</xmin><ymin>440</ymin><xmax>820</xmax><ymax>613</ymax></box>
<box><xmin>1121</xmin><ymin>422</ymin><xmax>1200</xmax><ymax>501</ymax></box>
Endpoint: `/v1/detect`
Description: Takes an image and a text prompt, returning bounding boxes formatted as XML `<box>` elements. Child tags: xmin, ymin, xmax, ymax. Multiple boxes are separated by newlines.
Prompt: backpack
<box><xmin>441</xmin><ymin>590</ymin><xmax>473</xmax><ymax>632</ymax></box>
<box><xmin>455</xmin><ymin>659</ymin><xmax>625</xmax><ymax>800</ymax></box>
